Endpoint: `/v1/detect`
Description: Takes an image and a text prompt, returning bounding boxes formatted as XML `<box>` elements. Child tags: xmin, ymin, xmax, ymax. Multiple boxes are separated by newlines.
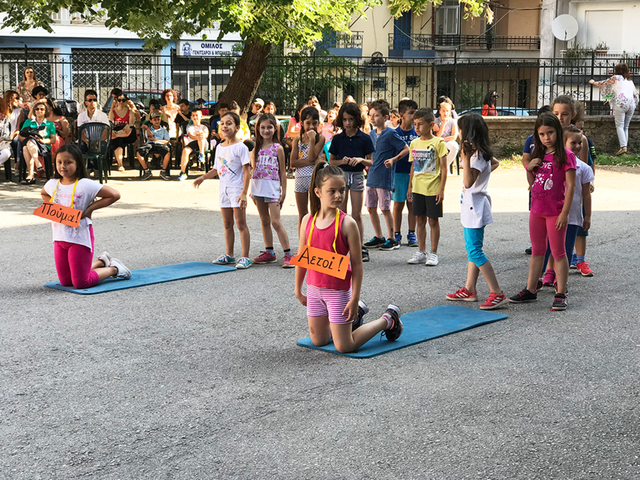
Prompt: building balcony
<box><xmin>388</xmin><ymin>33</ymin><xmax>540</xmax><ymax>57</ymax></box>
<box><xmin>316</xmin><ymin>32</ymin><xmax>363</xmax><ymax>57</ymax></box>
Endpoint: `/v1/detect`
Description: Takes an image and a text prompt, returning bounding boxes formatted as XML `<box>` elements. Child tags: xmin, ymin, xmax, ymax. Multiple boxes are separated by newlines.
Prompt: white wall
<box><xmin>570</xmin><ymin>1</ymin><xmax>640</xmax><ymax>53</ymax></box>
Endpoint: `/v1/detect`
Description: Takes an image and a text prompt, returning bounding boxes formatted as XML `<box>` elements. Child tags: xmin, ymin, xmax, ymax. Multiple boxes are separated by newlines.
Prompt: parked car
<box><xmin>459</xmin><ymin>107</ymin><xmax>531</xmax><ymax>117</ymax></box>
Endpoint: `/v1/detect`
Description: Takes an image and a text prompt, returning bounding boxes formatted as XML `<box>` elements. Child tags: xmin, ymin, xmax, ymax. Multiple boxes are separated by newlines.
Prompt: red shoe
<box><xmin>542</xmin><ymin>270</ymin><xmax>556</xmax><ymax>286</ymax></box>
<box><xmin>446</xmin><ymin>287</ymin><xmax>477</xmax><ymax>302</ymax></box>
<box><xmin>253</xmin><ymin>250</ymin><xmax>276</xmax><ymax>264</ymax></box>
<box><xmin>576</xmin><ymin>261</ymin><xmax>594</xmax><ymax>277</ymax></box>
<box><xmin>480</xmin><ymin>292</ymin><xmax>508</xmax><ymax>310</ymax></box>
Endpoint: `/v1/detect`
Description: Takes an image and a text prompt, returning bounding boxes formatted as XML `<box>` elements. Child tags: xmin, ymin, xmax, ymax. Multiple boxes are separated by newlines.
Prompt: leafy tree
<box><xmin>0</xmin><ymin>0</ymin><xmax>490</xmax><ymax>112</ymax></box>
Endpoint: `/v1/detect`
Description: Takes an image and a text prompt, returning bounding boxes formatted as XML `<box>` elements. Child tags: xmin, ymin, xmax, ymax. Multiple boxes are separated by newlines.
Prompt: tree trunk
<box><xmin>219</xmin><ymin>41</ymin><xmax>271</xmax><ymax>115</ymax></box>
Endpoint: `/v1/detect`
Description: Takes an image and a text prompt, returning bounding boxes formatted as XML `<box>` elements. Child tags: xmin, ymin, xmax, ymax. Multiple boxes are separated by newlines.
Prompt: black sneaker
<box><xmin>361</xmin><ymin>247</ymin><xmax>370</xmax><ymax>263</ymax></box>
<box><xmin>552</xmin><ymin>293</ymin><xmax>568</xmax><ymax>311</ymax></box>
<box><xmin>380</xmin><ymin>238</ymin><xmax>400</xmax><ymax>251</ymax></box>
<box><xmin>364</xmin><ymin>236</ymin><xmax>385</xmax><ymax>248</ymax></box>
<box><xmin>381</xmin><ymin>305</ymin><xmax>403</xmax><ymax>342</ymax></box>
<box><xmin>525</xmin><ymin>247</ymin><xmax>532</xmax><ymax>255</ymax></box>
<box><xmin>509</xmin><ymin>288</ymin><xmax>537</xmax><ymax>303</ymax></box>
<box><xmin>159</xmin><ymin>170</ymin><xmax>170</xmax><ymax>181</ymax></box>
<box><xmin>141</xmin><ymin>169</ymin><xmax>153</xmax><ymax>181</ymax></box>
<box><xmin>352</xmin><ymin>301</ymin><xmax>368</xmax><ymax>331</ymax></box>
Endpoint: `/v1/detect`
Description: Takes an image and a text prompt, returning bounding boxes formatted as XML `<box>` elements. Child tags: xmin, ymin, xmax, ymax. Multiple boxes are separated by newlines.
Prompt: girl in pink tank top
<box><xmin>294</xmin><ymin>163</ymin><xmax>404</xmax><ymax>353</ymax></box>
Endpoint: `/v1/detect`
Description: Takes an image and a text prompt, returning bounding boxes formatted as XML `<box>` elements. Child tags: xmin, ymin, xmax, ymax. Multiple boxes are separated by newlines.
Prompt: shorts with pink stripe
<box><xmin>306</xmin><ymin>284</ymin><xmax>353</xmax><ymax>324</ymax></box>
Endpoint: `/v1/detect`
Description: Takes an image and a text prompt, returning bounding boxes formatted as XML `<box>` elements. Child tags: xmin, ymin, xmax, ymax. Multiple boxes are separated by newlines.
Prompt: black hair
<box><xmin>264</xmin><ymin>100</ymin><xmax>276</xmax><ymax>111</ymax></box>
<box><xmin>537</xmin><ymin>105</ymin><xmax>551</xmax><ymax>116</ymax></box>
<box><xmin>32</xmin><ymin>85</ymin><xmax>48</xmax><ymax>97</ymax></box>
<box><xmin>190</xmin><ymin>108</ymin><xmax>202</xmax><ymax>115</ymax></box>
<box><xmin>370</xmin><ymin>99</ymin><xmax>390</xmax><ymax>118</ymax></box>
<box><xmin>532</xmin><ymin>113</ymin><xmax>567</xmax><ymax>168</ymax></box>
<box><xmin>398</xmin><ymin>99</ymin><xmax>418</xmax><ymax>114</ymax></box>
<box><xmin>294</xmin><ymin>102</ymin><xmax>306</xmax><ymax>123</ymax></box>
<box><xmin>110</xmin><ymin>88</ymin><xmax>123</xmax><ymax>97</ymax></box>
<box><xmin>413</xmin><ymin>107</ymin><xmax>434</xmax><ymax>124</ymax></box>
<box><xmin>196</xmin><ymin>98</ymin><xmax>205</xmax><ymax>104</ymax></box>
<box><xmin>436</xmin><ymin>96</ymin><xmax>455</xmax><ymax>112</ymax></box>
<box><xmin>149</xmin><ymin>99</ymin><xmax>162</xmax><ymax>108</ymax></box>
<box><xmin>221</xmin><ymin>111</ymin><xmax>241</xmax><ymax>128</ymax></box>
<box><xmin>228</xmin><ymin>101</ymin><xmax>240</xmax><ymax>111</ymax></box>
<box><xmin>483</xmin><ymin>90</ymin><xmax>497</xmax><ymax>107</ymax></box>
<box><xmin>457</xmin><ymin>113</ymin><xmax>493</xmax><ymax>162</ymax></box>
<box><xmin>53</xmin><ymin>144</ymin><xmax>88</xmax><ymax>180</ymax></box>
<box><xmin>308</xmin><ymin>162</ymin><xmax>345</xmax><ymax>216</ymax></box>
<box><xmin>84</xmin><ymin>89</ymin><xmax>98</xmax><ymax>101</ymax></box>
<box><xmin>216</xmin><ymin>101</ymin><xmax>230</xmax><ymax>112</ymax></box>
<box><xmin>46</xmin><ymin>97</ymin><xmax>64</xmax><ymax>117</ymax></box>
<box><xmin>254</xmin><ymin>113</ymin><xmax>279</xmax><ymax>152</ymax></box>
<box><xmin>335</xmin><ymin>102</ymin><xmax>364</xmax><ymax>130</ymax></box>
<box><xmin>178</xmin><ymin>99</ymin><xmax>190</xmax><ymax>107</ymax></box>
<box><xmin>299</xmin><ymin>106</ymin><xmax>320</xmax><ymax>137</ymax></box>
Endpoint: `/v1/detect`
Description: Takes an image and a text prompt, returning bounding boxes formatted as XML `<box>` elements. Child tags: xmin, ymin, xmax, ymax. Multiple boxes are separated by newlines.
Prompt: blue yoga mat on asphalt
<box><xmin>297</xmin><ymin>304</ymin><xmax>508</xmax><ymax>358</ymax></box>
<box><xmin>45</xmin><ymin>262</ymin><xmax>236</xmax><ymax>295</ymax></box>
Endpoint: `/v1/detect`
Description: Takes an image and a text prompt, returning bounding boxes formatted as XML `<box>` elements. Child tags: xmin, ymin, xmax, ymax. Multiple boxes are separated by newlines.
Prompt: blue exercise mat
<box><xmin>297</xmin><ymin>304</ymin><xmax>508</xmax><ymax>358</ymax></box>
<box><xmin>45</xmin><ymin>262</ymin><xmax>236</xmax><ymax>294</ymax></box>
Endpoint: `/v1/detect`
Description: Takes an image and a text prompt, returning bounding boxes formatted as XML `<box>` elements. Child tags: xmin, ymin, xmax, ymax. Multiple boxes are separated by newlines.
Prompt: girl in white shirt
<box><xmin>445</xmin><ymin>113</ymin><xmax>506</xmax><ymax>310</ymax></box>
<box><xmin>41</xmin><ymin>144</ymin><xmax>131</xmax><ymax>288</ymax></box>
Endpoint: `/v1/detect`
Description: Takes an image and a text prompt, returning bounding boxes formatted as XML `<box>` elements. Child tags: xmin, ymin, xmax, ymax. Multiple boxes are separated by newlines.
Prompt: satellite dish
<box><xmin>552</xmin><ymin>14</ymin><xmax>579</xmax><ymax>42</ymax></box>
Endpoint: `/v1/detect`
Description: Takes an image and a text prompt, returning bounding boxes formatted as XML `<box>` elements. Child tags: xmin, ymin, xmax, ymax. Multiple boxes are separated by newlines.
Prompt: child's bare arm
<box><xmin>582</xmin><ymin>184</ymin><xmax>592</xmax><ymax>231</ymax></box>
<box><xmin>294</xmin><ymin>215</ymin><xmax>311</xmax><ymax>306</ymax></box>
<box><xmin>341</xmin><ymin>216</ymin><xmax>363</xmax><ymax>321</ymax></box>
<box><xmin>436</xmin><ymin>155</ymin><xmax>448</xmax><ymax>204</ymax></box>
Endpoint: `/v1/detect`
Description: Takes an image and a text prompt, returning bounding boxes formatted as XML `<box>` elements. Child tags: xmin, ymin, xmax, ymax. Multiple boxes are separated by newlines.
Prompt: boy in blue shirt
<box><xmin>393</xmin><ymin>99</ymin><xmax>419</xmax><ymax>246</ymax></box>
<box><xmin>137</xmin><ymin>112</ymin><xmax>171</xmax><ymax>180</ymax></box>
<box><xmin>364</xmin><ymin>100</ymin><xmax>409</xmax><ymax>251</ymax></box>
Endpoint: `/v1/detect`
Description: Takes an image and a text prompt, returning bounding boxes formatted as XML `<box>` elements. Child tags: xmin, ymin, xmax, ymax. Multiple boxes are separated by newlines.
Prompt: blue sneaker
<box><xmin>407</xmin><ymin>232</ymin><xmax>418</xmax><ymax>247</ymax></box>
<box><xmin>364</xmin><ymin>236</ymin><xmax>385</xmax><ymax>248</ymax></box>
<box><xmin>236</xmin><ymin>257</ymin><xmax>252</xmax><ymax>269</ymax></box>
<box><xmin>394</xmin><ymin>232</ymin><xmax>402</xmax><ymax>244</ymax></box>
<box><xmin>198</xmin><ymin>152</ymin><xmax>205</xmax><ymax>163</ymax></box>
<box><xmin>178</xmin><ymin>172</ymin><xmax>188</xmax><ymax>181</ymax></box>
<box><xmin>212</xmin><ymin>254</ymin><xmax>235</xmax><ymax>265</ymax></box>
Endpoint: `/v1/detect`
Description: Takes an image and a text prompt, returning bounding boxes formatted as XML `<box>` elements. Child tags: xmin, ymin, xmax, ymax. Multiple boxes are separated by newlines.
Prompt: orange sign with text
<box><xmin>290</xmin><ymin>245</ymin><xmax>349</xmax><ymax>279</ymax></box>
<box><xmin>33</xmin><ymin>202</ymin><xmax>82</xmax><ymax>228</ymax></box>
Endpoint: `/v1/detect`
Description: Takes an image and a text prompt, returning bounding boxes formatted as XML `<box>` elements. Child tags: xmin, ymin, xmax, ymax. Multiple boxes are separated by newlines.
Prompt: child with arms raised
<box><xmin>193</xmin><ymin>112</ymin><xmax>252</xmax><ymax>269</ymax></box>
<box><xmin>41</xmin><ymin>144</ymin><xmax>131</xmax><ymax>288</ymax></box>
<box><xmin>511</xmin><ymin>113</ymin><xmax>576</xmax><ymax>311</ymax></box>
<box><xmin>362</xmin><ymin>99</ymin><xmax>409</xmax><ymax>252</ymax></box>
<box><xmin>250</xmin><ymin>113</ymin><xmax>294</xmax><ymax>268</ymax></box>
<box><xmin>329</xmin><ymin>102</ymin><xmax>374</xmax><ymax>261</ymax></box>
<box><xmin>407</xmin><ymin>108</ymin><xmax>448</xmax><ymax>266</ymax></box>
<box><xmin>294</xmin><ymin>163</ymin><xmax>403</xmax><ymax>353</ymax></box>
<box><xmin>291</xmin><ymin>106</ymin><xmax>326</xmax><ymax>231</ymax></box>
<box><xmin>445</xmin><ymin>114</ymin><xmax>506</xmax><ymax>309</ymax></box>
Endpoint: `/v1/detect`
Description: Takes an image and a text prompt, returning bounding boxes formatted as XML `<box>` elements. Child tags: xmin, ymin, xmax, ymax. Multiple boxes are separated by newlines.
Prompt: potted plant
<box><xmin>563</xmin><ymin>42</ymin><xmax>588</xmax><ymax>72</ymax></box>
<box><xmin>594</xmin><ymin>41</ymin><xmax>609</xmax><ymax>56</ymax></box>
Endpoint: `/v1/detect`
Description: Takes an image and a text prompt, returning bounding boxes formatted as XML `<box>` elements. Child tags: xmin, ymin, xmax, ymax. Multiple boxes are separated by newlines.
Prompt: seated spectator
<box><xmin>160</xmin><ymin>88</ymin><xmax>180</xmax><ymax>139</ymax></box>
<box><xmin>142</xmin><ymin>101</ymin><xmax>169</xmax><ymax>129</ymax></box>
<box><xmin>209</xmin><ymin>101</ymin><xmax>228</xmax><ymax>146</ymax></box>
<box><xmin>46</xmin><ymin>98</ymin><xmax>71</xmax><ymax>151</ymax></box>
<box><xmin>108</xmin><ymin>93</ymin><xmax>137</xmax><ymax>172</ymax></box>
<box><xmin>137</xmin><ymin>112</ymin><xmax>171</xmax><ymax>181</ymax></box>
<box><xmin>0</xmin><ymin>98</ymin><xmax>12</xmax><ymax>169</ymax></box>
<box><xmin>196</xmin><ymin>98</ymin><xmax>208</xmax><ymax>115</ymax></box>
<box><xmin>178</xmin><ymin>108</ymin><xmax>208</xmax><ymax>181</ymax></box>
<box><xmin>4</xmin><ymin>90</ymin><xmax>24</xmax><ymax>166</ymax></box>
<box><xmin>105</xmin><ymin>88</ymin><xmax>123</xmax><ymax>112</ymax></box>
<box><xmin>175</xmin><ymin>99</ymin><xmax>190</xmax><ymax>132</ymax></box>
<box><xmin>17</xmin><ymin>67</ymin><xmax>44</xmax><ymax>107</ymax></box>
<box><xmin>248</xmin><ymin>98</ymin><xmax>264</xmax><ymax>122</ymax></box>
<box><xmin>435</xmin><ymin>96</ymin><xmax>459</xmax><ymax>120</ymax></box>
<box><xmin>31</xmin><ymin>86</ymin><xmax>48</xmax><ymax>107</ymax></box>
<box><xmin>77</xmin><ymin>90</ymin><xmax>110</xmax><ymax>172</ymax></box>
<box><xmin>307</xmin><ymin>95</ymin><xmax>327</xmax><ymax>122</ymax></box>
<box><xmin>19</xmin><ymin>100</ymin><xmax>56</xmax><ymax>184</ymax></box>
<box><xmin>433</xmin><ymin>100</ymin><xmax>459</xmax><ymax>168</ymax></box>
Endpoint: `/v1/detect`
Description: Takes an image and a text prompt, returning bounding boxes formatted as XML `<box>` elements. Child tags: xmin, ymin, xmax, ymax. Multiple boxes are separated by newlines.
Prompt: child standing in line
<box><xmin>362</xmin><ymin>100</ymin><xmax>409</xmax><ymax>252</ymax></box>
<box><xmin>193</xmin><ymin>112</ymin><xmax>252</xmax><ymax>269</ymax></box>
<box><xmin>445</xmin><ymin>114</ymin><xmax>506</xmax><ymax>310</ymax></box>
<box><xmin>41</xmin><ymin>144</ymin><xmax>131</xmax><ymax>288</ymax></box>
<box><xmin>329</xmin><ymin>102</ymin><xmax>374</xmax><ymax>262</ymax></box>
<box><xmin>540</xmin><ymin>125</ymin><xmax>593</xmax><ymax>288</ymax></box>
<box><xmin>179</xmin><ymin>109</ymin><xmax>208</xmax><ymax>181</ymax></box>
<box><xmin>393</xmin><ymin>99</ymin><xmax>419</xmax><ymax>247</ymax></box>
<box><xmin>406</xmin><ymin>108</ymin><xmax>448</xmax><ymax>266</ymax></box>
<box><xmin>294</xmin><ymin>163</ymin><xmax>403</xmax><ymax>353</ymax></box>
<box><xmin>250</xmin><ymin>113</ymin><xmax>294</xmax><ymax>268</ymax></box>
<box><xmin>511</xmin><ymin>113</ymin><xmax>576</xmax><ymax>311</ymax></box>
<box><xmin>291</xmin><ymin>106</ymin><xmax>326</xmax><ymax>231</ymax></box>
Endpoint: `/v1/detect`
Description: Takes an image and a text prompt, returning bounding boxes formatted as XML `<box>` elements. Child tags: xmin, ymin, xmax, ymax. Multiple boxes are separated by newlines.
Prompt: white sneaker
<box><xmin>97</xmin><ymin>251</ymin><xmax>112</xmax><ymax>268</ymax></box>
<box><xmin>408</xmin><ymin>251</ymin><xmax>427</xmax><ymax>264</ymax></box>
<box><xmin>425</xmin><ymin>252</ymin><xmax>439</xmax><ymax>266</ymax></box>
<box><xmin>236</xmin><ymin>257</ymin><xmax>252</xmax><ymax>269</ymax></box>
<box><xmin>118</xmin><ymin>166</ymin><xmax>125</xmax><ymax>173</ymax></box>
<box><xmin>109</xmin><ymin>258</ymin><xmax>132</xmax><ymax>279</ymax></box>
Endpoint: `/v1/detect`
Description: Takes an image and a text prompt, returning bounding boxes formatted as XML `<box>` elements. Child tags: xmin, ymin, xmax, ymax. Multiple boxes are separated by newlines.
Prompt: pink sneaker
<box><xmin>282</xmin><ymin>252</ymin><xmax>295</xmax><ymax>268</ymax></box>
<box><xmin>480</xmin><ymin>292</ymin><xmax>508</xmax><ymax>310</ymax></box>
<box><xmin>576</xmin><ymin>261</ymin><xmax>594</xmax><ymax>277</ymax></box>
<box><xmin>541</xmin><ymin>270</ymin><xmax>556</xmax><ymax>286</ymax></box>
<box><xmin>446</xmin><ymin>287</ymin><xmax>478</xmax><ymax>302</ymax></box>
<box><xmin>253</xmin><ymin>250</ymin><xmax>276</xmax><ymax>264</ymax></box>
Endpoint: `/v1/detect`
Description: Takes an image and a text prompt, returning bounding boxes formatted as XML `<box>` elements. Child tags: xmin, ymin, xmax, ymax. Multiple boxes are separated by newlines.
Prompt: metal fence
<box><xmin>1</xmin><ymin>48</ymin><xmax>638</xmax><ymax>116</ymax></box>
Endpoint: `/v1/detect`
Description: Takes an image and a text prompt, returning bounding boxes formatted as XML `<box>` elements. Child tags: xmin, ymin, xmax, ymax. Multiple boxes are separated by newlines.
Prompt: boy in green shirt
<box><xmin>407</xmin><ymin>108</ymin><xmax>449</xmax><ymax>266</ymax></box>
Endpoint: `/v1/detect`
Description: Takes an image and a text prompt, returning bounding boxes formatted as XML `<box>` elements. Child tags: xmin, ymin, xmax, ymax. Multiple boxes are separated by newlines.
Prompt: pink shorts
<box><xmin>306</xmin><ymin>284</ymin><xmax>353</xmax><ymax>324</ymax></box>
<box><xmin>364</xmin><ymin>186</ymin><xmax>392</xmax><ymax>211</ymax></box>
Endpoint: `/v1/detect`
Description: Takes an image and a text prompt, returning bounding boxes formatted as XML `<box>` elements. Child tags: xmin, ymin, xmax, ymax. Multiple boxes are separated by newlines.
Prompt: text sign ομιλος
<box><xmin>33</xmin><ymin>203</ymin><xmax>82</xmax><ymax>228</ymax></box>
<box><xmin>290</xmin><ymin>245</ymin><xmax>349</xmax><ymax>279</ymax></box>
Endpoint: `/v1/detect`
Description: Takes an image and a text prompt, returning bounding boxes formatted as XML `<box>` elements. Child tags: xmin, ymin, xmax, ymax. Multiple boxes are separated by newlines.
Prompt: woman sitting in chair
<box><xmin>108</xmin><ymin>93</ymin><xmax>137</xmax><ymax>172</ymax></box>
<box><xmin>19</xmin><ymin>101</ymin><xmax>56</xmax><ymax>184</ymax></box>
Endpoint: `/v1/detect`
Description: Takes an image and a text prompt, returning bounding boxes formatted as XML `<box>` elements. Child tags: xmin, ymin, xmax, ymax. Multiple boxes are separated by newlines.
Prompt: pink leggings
<box><xmin>529</xmin><ymin>213</ymin><xmax>567</xmax><ymax>259</ymax></box>
<box><xmin>54</xmin><ymin>226</ymin><xmax>100</xmax><ymax>288</ymax></box>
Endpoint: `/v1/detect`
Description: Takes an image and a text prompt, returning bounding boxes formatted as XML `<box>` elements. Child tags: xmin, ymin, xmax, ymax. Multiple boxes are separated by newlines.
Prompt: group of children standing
<box><xmin>40</xmin><ymin>94</ymin><xmax>596</xmax><ymax>354</ymax></box>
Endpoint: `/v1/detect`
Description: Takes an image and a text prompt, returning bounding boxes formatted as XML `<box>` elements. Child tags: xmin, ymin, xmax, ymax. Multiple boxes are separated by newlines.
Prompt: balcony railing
<box><xmin>389</xmin><ymin>34</ymin><xmax>540</xmax><ymax>52</ymax></box>
<box><xmin>317</xmin><ymin>32</ymin><xmax>364</xmax><ymax>50</ymax></box>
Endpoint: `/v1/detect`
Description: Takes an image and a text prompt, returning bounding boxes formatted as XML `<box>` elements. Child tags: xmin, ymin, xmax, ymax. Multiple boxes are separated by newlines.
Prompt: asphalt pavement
<box><xmin>1</xmin><ymin>166</ymin><xmax>639</xmax><ymax>479</ymax></box>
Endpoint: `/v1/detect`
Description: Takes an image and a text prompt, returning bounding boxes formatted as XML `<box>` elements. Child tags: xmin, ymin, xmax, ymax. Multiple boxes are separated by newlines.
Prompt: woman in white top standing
<box><xmin>590</xmin><ymin>63</ymin><xmax>639</xmax><ymax>155</ymax></box>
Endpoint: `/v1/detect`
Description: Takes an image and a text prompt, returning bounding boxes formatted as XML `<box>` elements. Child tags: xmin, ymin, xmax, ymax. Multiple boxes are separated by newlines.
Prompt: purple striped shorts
<box><xmin>306</xmin><ymin>284</ymin><xmax>353</xmax><ymax>324</ymax></box>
